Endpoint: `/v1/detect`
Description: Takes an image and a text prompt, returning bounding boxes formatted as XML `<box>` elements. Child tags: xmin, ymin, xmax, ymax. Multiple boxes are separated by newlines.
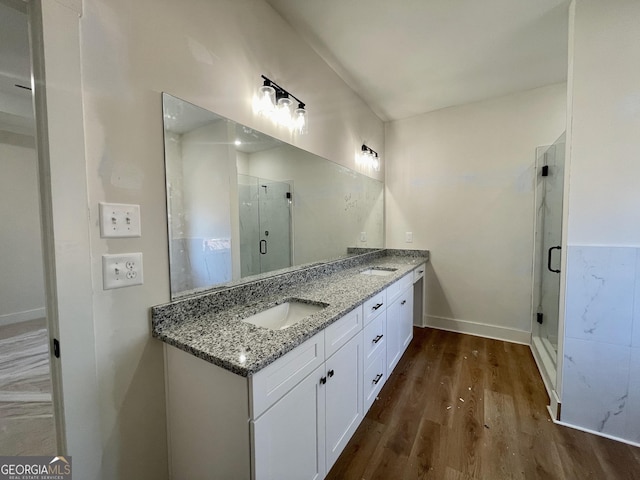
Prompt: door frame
<box><xmin>25</xmin><ymin>0</ymin><xmax>102</xmax><ymax>474</ymax></box>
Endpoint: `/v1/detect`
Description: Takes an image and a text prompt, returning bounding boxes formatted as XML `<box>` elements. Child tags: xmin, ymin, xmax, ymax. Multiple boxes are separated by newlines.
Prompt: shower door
<box><xmin>533</xmin><ymin>134</ymin><xmax>565</xmax><ymax>367</ymax></box>
<box><xmin>238</xmin><ymin>175</ymin><xmax>292</xmax><ymax>277</ymax></box>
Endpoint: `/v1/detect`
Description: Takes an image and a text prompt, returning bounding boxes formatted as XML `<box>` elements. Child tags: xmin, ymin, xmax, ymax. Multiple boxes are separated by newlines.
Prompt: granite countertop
<box><xmin>152</xmin><ymin>252</ymin><xmax>428</xmax><ymax>377</ymax></box>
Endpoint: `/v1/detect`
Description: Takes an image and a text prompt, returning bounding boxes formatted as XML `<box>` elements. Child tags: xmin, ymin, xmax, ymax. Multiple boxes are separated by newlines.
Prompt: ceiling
<box><xmin>265</xmin><ymin>0</ymin><xmax>569</xmax><ymax>121</ymax></box>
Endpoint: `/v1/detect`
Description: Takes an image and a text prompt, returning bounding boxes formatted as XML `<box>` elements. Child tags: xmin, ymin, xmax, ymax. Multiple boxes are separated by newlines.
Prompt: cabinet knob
<box><xmin>372</xmin><ymin>334</ymin><xmax>383</xmax><ymax>344</ymax></box>
<box><xmin>327</xmin><ymin>369</ymin><xmax>334</xmax><ymax>378</ymax></box>
<box><xmin>320</xmin><ymin>376</ymin><xmax>327</xmax><ymax>385</ymax></box>
<box><xmin>372</xmin><ymin>374</ymin><xmax>383</xmax><ymax>385</ymax></box>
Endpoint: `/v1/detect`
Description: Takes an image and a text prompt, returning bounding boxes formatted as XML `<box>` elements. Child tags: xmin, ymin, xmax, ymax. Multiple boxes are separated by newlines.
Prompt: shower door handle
<box><xmin>259</xmin><ymin>240</ymin><xmax>267</xmax><ymax>255</ymax></box>
<box><xmin>547</xmin><ymin>246</ymin><xmax>561</xmax><ymax>273</ymax></box>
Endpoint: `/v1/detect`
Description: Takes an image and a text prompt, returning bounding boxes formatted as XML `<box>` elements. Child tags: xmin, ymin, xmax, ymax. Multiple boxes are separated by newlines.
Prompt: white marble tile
<box><xmin>562</xmin><ymin>337</ymin><xmax>630</xmax><ymax>438</ymax></box>
<box><xmin>626</xmin><ymin>347</ymin><xmax>640</xmax><ymax>443</ymax></box>
<box><xmin>565</xmin><ymin>246</ymin><xmax>635</xmax><ymax>346</ymax></box>
<box><xmin>633</xmin><ymin>249</ymin><xmax>640</xmax><ymax>348</ymax></box>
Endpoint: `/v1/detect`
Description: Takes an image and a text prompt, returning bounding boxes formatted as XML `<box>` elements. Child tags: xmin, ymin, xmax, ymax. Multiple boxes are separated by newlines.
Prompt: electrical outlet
<box><xmin>99</xmin><ymin>202</ymin><xmax>141</xmax><ymax>238</ymax></box>
<box><xmin>405</xmin><ymin>232</ymin><xmax>413</xmax><ymax>243</ymax></box>
<box><xmin>360</xmin><ymin>231</ymin><xmax>367</xmax><ymax>242</ymax></box>
<box><xmin>102</xmin><ymin>253</ymin><xmax>144</xmax><ymax>289</ymax></box>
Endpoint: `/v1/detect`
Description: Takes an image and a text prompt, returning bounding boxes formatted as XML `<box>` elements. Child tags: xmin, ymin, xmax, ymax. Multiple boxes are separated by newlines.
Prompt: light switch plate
<box><xmin>360</xmin><ymin>231</ymin><xmax>367</xmax><ymax>242</ymax></box>
<box><xmin>405</xmin><ymin>232</ymin><xmax>413</xmax><ymax>243</ymax></box>
<box><xmin>99</xmin><ymin>202</ymin><xmax>141</xmax><ymax>238</ymax></box>
<box><xmin>102</xmin><ymin>253</ymin><xmax>144</xmax><ymax>289</ymax></box>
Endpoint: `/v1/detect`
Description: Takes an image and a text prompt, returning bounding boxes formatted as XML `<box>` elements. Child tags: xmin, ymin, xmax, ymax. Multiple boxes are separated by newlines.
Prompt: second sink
<box><xmin>242</xmin><ymin>300</ymin><xmax>328</xmax><ymax>330</ymax></box>
<box><xmin>360</xmin><ymin>267</ymin><xmax>398</xmax><ymax>276</ymax></box>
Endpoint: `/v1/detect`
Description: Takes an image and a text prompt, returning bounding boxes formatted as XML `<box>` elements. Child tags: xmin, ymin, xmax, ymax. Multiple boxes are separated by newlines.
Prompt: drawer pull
<box><xmin>418</xmin><ymin>270</ymin><xmax>424</xmax><ymax>274</ymax></box>
<box><xmin>401</xmin><ymin>300</ymin><xmax>407</xmax><ymax>305</ymax></box>
<box><xmin>372</xmin><ymin>303</ymin><xmax>383</xmax><ymax>311</ymax></box>
<box><xmin>327</xmin><ymin>369</ymin><xmax>334</xmax><ymax>378</ymax></box>
<box><xmin>320</xmin><ymin>376</ymin><xmax>327</xmax><ymax>385</ymax></box>
<box><xmin>372</xmin><ymin>334</ymin><xmax>383</xmax><ymax>344</ymax></box>
<box><xmin>372</xmin><ymin>374</ymin><xmax>383</xmax><ymax>385</ymax></box>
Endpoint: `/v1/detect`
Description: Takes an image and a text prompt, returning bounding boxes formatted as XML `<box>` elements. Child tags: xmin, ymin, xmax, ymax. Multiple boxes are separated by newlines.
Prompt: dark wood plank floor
<box><xmin>326</xmin><ymin>327</ymin><xmax>640</xmax><ymax>480</ymax></box>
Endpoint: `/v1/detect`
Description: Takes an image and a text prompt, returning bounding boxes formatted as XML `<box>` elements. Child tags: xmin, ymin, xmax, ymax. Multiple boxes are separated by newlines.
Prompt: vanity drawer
<box><xmin>250</xmin><ymin>331</ymin><xmax>325</xmax><ymax>419</ymax></box>
<box><xmin>325</xmin><ymin>306</ymin><xmax>363</xmax><ymax>359</ymax></box>
<box><xmin>363</xmin><ymin>290</ymin><xmax>386</xmax><ymax>325</ymax></box>
<box><xmin>363</xmin><ymin>311</ymin><xmax>386</xmax><ymax>366</ymax></box>
<box><xmin>413</xmin><ymin>263</ymin><xmax>426</xmax><ymax>283</ymax></box>
<box><xmin>386</xmin><ymin>272</ymin><xmax>413</xmax><ymax>304</ymax></box>
<box><xmin>363</xmin><ymin>349</ymin><xmax>386</xmax><ymax>413</ymax></box>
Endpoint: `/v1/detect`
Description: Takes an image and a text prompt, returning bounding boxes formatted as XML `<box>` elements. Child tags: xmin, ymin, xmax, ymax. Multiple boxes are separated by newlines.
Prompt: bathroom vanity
<box><xmin>152</xmin><ymin>249</ymin><xmax>428</xmax><ymax>480</ymax></box>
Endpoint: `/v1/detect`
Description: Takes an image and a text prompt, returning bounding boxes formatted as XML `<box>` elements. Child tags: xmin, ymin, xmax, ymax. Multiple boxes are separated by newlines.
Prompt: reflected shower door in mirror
<box><xmin>238</xmin><ymin>175</ymin><xmax>292</xmax><ymax>277</ymax></box>
<box><xmin>162</xmin><ymin>93</ymin><xmax>384</xmax><ymax>299</ymax></box>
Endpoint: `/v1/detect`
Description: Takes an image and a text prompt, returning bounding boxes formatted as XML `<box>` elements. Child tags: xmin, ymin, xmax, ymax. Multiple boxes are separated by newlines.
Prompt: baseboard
<box><xmin>530</xmin><ymin>337</ymin><xmax>557</xmax><ymax>394</ymax></box>
<box><xmin>424</xmin><ymin>315</ymin><xmax>531</xmax><ymax>345</ymax></box>
<box><xmin>553</xmin><ymin>419</ymin><xmax>640</xmax><ymax>448</ymax></box>
<box><xmin>0</xmin><ymin>308</ymin><xmax>46</xmax><ymax>327</ymax></box>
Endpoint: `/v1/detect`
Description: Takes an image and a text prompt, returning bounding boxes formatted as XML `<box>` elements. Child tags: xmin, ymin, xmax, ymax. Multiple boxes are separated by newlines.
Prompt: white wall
<box><xmin>0</xmin><ymin>132</ymin><xmax>46</xmax><ymax>324</ymax></box>
<box><xmin>560</xmin><ymin>0</ymin><xmax>640</xmax><ymax>445</ymax></box>
<box><xmin>565</xmin><ymin>0</ymin><xmax>640</xmax><ymax>246</ymax></box>
<box><xmin>385</xmin><ymin>83</ymin><xmax>566</xmax><ymax>342</ymax></box>
<box><xmin>76</xmin><ymin>0</ymin><xmax>384</xmax><ymax>478</ymax></box>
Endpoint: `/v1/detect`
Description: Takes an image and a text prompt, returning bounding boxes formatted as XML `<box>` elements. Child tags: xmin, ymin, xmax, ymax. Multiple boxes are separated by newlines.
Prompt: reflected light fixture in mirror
<box><xmin>254</xmin><ymin>75</ymin><xmax>307</xmax><ymax>134</ymax></box>
<box><xmin>357</xmin><ymin>144</ymin><xmax>381</xmax><ymax>171</ymax></box>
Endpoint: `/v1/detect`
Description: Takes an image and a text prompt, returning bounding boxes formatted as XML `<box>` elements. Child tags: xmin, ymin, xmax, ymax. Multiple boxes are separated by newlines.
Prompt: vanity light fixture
<box><xmin>254</xmin><ymin>75</ymin><xmax>307</xmax><ymax>134</ymax></box>
<box><xmin>359</xmin><ymin>144</ymin><xmax>381</xmax><ymax>171</ymax></box>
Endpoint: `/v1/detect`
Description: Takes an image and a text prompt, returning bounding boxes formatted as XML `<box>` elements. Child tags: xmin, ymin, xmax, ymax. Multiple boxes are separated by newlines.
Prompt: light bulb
<box><xmin>294</xmin><ymin>106</ymin><xmax>307</xmax><ymax>134</ymax></box>
<box><xmin>276</xmin><ymin>95</ymin><xmax>293</xmax><ymax>128</ymax></box>
<box><xmin>257</xmin><ymin>84</ymin><xmax>276</xmax><ymax>116</ymax></box>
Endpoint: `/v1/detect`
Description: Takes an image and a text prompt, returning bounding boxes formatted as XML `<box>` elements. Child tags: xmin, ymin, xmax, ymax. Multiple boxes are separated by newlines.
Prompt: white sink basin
<box><xmin>360</xmin><ymin>267</ymin><xmax>398</xmax><ymax>276</ymax></box>
<box><xmin>242</xmin><ymin>300</ymin><xmax>327</xmax><ymax>330</ymax></box>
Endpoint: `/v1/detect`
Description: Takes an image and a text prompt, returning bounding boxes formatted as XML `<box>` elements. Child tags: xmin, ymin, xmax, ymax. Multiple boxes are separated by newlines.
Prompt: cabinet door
<box><xmin>325</xmin><ymin>330</ymin><xmax>364</xmax><ymax>471</ymax></box>
<box><xmin>399</xmin><ymin>287</ymin><xmax>414</xmax><ymax>351</ymax></box>
<box><xmin>386</xmin><ymin>298</ymin><xmax>402</xmax><ymax>375</ymax></box>
<box><xmin>252</xmin><ymin>364</ymin><xmax>326</xmax><ymax>480</ymax></box>
<box><xmin>363</xmin><ymin>349</ymin><xmax>386</xmax><ymax>413</ymax></box>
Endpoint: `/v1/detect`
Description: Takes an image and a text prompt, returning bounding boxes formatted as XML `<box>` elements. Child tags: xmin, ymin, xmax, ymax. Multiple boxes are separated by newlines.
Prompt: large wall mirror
<box><xmin>162</xmin><ymin>93</ymin><xmax>384</xmax><ymax>298</ymax></box>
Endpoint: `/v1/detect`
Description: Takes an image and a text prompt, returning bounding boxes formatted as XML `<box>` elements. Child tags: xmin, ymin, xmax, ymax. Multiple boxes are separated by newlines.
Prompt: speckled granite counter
<box><xmin>151</xmin><ymin>249</ymin><xmax>429</xmax><ymax>377</ymax></box>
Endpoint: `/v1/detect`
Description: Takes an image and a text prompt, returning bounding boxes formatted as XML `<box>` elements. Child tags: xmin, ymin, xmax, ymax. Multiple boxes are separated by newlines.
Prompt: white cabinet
<box><xmin>399</xmin><ymin>287</ymin><xmax>414</xmax><ymax>350</ymax></box>
<box><xmin>252</xmin><ymin>364</ymin><xmax>326</xmax><ymax>480</ymax></box>
<box><xmin>386</xmin><ymin>298</ymin><xmax>402</xmax><ymax>375</ymax></box>
<box><xmin>251</xmin><ymin>332</ymin><xmax>325</xmax><ymax>419</ymax></box>
<box><xmin>164</xmin><ymin>267</ymin><xmax>424</xmax><ymax>480</ymax></box>
<box><xmin>386</xmin><ymin>273</ymin><xmax>414</xmax><ymax>375</ymax></box>
<box><xmin>362</xmin><ymin>290</ymin><xmax>386</xmax><ymax>325</ymax></box>
<box><xmin>325</xmin><ymin>331</ymin><xmax>364</xmax><ymax>470</ymax></box>
<box><xmin>362</xmin><ymin>311</ymin><xmax>386</xmax><ymax>413</ymax></box>
<box><xmin>363</xmin><ymin>349</ymin><xmax>386</xmax><ymax>412</ymax></box>
<box><xmin>253</xmin><ymin>308</ymin><xmax>363</xmax><ymax>477</ymax></box>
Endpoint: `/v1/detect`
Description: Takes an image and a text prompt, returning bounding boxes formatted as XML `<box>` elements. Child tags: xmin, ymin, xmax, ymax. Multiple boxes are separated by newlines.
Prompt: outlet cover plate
<box><xmin>405</xmin><ymin>232</ymin><xmax>413</xmax><ymax>243</ymax></box>
<box><xmin>99</xmin><ymin>202</ymin><xmax>141</xmax><ymax>238</ymax></box>
<box><xmin>102</xmin><ymin>253</ymin><xmax>143</xmax><ymax>289</ymax></box>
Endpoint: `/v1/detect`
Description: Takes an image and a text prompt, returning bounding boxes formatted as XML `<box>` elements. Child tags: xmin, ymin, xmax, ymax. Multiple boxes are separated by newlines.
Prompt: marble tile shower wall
<box><xmin>562</xmin><ymin>245</ymin><xmax>640</xmax><ymax>444</ymax></box>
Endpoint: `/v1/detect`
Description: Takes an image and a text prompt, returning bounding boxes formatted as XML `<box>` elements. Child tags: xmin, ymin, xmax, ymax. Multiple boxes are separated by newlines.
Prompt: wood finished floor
<box><xmin>326</xmin><ymin>327</ymin><xmax>640</xmax><ymax>480</ymax></box>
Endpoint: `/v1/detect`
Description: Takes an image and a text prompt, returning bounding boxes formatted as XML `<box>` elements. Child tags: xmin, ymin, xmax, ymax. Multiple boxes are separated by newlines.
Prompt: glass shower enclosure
<box><xmin>531</xmin><ymin>133</ymin><xmax>565</xmax><ymax>395</ymax></box>
<box><xmin>238</xmin><ymin>174</ymin><xmax>293</xmax><ymax>277</ymax></box>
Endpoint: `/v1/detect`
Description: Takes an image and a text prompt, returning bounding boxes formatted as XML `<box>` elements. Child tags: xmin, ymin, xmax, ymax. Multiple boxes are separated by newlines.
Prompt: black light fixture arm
<box><xmin>361</xmin><ymin>144</ymin><xmax>379</xmax><ymax>158</ymax></box>
<box><xmin>261</xmin><ymin>75</ymin><xmax>305</xmax><ymax>108</ymax></box>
